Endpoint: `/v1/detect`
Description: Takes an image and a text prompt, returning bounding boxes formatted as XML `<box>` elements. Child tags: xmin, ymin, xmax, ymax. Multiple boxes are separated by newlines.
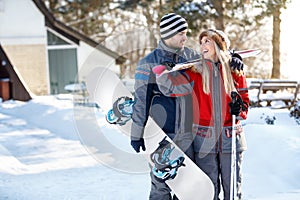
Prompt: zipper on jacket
<box><xmin>212</xmin><ymin>63</ymin><xmax>222</xmax><ymax>153</ymax></box>
<box><xmin>173</xmin><ymin>53</ymin><xmax>179</xmax><ymax>63</ymax></box>
<box><xmin>214</xmin><ymin>64</ymin><xmax>218</xmax><ymax>77</ymax></box>
<box><xmin>173</xmin><ymin>52</ymin><xmax>182</xmax><ymax>134</ymax></box>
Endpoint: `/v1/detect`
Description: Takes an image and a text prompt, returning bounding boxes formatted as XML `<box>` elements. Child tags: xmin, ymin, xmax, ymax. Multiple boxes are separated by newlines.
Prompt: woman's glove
<box><xmin>153</xmin><ymin>61</ymin><xmax>176</xmax><ymax>75</ymax></box>
<box><xmin>229</xmin><ymin>100</ymin><xmax>242</xmax><ymax>116</ymax></box>
<box><xmin>230</xmin><ymin>91</ymin><xmax>243</xmax><ymax>116</ymax></box>
<box><xmin>152</xmin><ymin>65</ymin><xmax>167</xmax><ymax>76</ymax></box>
<box><xmin>230</xmin><ymin>53</ymin><xmax>244</xmax><ymax>71</ymax></box>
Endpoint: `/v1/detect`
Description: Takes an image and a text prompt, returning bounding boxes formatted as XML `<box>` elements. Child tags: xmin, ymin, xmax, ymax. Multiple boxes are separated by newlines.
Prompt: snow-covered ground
<box><xmin>0</xmin><ymin>95</ymin><xmax>300</xmax><ymax>200</ymax></box>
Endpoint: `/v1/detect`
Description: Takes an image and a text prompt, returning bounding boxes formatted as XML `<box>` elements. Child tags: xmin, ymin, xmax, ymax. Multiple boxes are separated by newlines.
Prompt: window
<box><xmin>47</xmin><ymin>30</ymin><xmax>70</xmax><ymax>46</ymax></box>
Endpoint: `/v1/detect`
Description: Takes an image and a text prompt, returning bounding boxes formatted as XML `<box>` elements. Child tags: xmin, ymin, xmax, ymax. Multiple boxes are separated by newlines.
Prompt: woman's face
<box><xmin>200</xmin><ymin>36</ymin><xmax>217</xmax><ymax>62</ymax></box>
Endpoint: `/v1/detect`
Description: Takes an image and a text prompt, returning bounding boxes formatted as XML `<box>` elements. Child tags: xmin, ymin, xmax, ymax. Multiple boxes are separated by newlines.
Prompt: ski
<box><xmin>234</xmin><ymin>48</ymin><xmax>262</xmax><ymax>58</ymax></box>
<box><xmin>169</xmin><ymin>48</ymin><xmax>262</xmax><ymax>72</ymax></box>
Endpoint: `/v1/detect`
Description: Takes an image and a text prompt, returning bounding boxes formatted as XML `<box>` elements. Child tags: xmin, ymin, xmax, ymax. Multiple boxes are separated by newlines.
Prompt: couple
<box><xmin>130</xmin><ymin>13</ymin><xmax>250</xmax><ymax>200</ymax></box>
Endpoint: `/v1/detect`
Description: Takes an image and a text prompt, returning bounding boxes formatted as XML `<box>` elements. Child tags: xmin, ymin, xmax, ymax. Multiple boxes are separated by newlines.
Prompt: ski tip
<box><xmin>235</xmin><ymin>48</ymin><xmax>262</xmax><ymax>58</ymax></box>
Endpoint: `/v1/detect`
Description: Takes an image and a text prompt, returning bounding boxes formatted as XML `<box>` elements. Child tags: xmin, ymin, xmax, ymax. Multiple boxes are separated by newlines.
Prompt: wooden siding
<box><xmin>0</xmin><ymin>44</ymin><xmax>32</xmax><ymax>101</ymax></box>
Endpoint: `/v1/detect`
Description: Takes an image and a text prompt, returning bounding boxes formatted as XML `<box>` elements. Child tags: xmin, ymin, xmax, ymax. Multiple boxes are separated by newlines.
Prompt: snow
<box><xmin>0</xmin><ymin>96</ymin><xmax>300</xmax><ymax>200</ymax></box>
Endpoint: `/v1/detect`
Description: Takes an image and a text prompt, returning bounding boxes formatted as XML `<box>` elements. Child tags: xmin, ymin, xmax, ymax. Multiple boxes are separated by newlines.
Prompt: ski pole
<box><xmin>230</xmin><ymin>91</ymin><xmax>237</xmax><ymax>200</ymax></box>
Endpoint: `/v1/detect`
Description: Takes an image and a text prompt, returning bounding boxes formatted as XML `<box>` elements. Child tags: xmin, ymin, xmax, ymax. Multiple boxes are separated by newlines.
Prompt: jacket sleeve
<box><xmin>131</xmin><ymin>60</ymin><xmax>154</xmax><ymax>140</ymax></box>
<box><xmin>233</xmin><ymin>72</ymin><xmax>250</xmax><ymax>120</ymax></box>
<box><xmin>156</xmin><ymin>70</ymin><xmax>194</xmax><ymax>97</ymax></box>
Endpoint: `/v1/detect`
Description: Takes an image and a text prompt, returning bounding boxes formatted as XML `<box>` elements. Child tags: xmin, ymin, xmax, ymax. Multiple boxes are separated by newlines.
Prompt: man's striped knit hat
<box><xmin>160</xmin><ymin>13</ymin><xmax>188</xmax><ymax>40</ymax></box>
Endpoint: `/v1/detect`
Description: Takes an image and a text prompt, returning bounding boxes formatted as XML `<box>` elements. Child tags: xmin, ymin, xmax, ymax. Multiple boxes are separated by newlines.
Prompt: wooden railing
<box><xmin>247</xmin><ymin>79</ymin><xmax>300</xmax><ymax>109</ymax></box>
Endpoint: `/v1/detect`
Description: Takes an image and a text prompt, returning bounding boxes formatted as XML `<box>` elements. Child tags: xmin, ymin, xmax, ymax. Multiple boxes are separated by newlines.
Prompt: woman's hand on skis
<box><xmin>153</xmin><ymin>65</ymin><xmax>168</xmax><ymax>76</ymax></box>
<box><xmin>230</xmin><ymin>53</ymin><xmax>244</xmax><ymax>71</ymax></box>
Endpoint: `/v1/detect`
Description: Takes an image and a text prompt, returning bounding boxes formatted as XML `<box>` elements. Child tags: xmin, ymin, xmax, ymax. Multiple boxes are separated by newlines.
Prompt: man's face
<box><xmin>164</xmin><ymin>30</ymin><xmax>187</xmax><ymax>50</ymax></box>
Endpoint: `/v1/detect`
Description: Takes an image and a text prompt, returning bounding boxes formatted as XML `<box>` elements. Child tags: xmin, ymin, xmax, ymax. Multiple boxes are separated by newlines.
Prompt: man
<box><xmin>130</xmin><ymin>13</ymin><xmax>198</xmax><ymax>200</ymax></box>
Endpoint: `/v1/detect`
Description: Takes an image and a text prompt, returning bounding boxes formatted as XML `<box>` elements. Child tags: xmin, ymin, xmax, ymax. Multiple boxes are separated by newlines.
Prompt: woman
<box><xmin>153</xmin><ymin>29</ymin><xmax>250</xmax><ymax>200</ymax></box>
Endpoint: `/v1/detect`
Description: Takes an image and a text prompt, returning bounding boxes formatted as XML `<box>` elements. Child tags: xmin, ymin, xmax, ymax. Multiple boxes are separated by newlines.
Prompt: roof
<box><xmin>0</xmin><ymin>44</ymin><xmax>32</xmax><ymax>101</ymax></box>
<box><xmin>32</xmin><ymin>0</ymin><xmax>126</xmax><ymax>64</ymax></box>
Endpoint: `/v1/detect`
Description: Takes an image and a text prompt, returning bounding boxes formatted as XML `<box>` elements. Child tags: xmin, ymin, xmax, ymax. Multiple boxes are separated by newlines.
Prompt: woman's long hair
<box><xmin>214</xmin><ymin>41</ymin><xmax>236</xmax><ymax>94</ymax></box>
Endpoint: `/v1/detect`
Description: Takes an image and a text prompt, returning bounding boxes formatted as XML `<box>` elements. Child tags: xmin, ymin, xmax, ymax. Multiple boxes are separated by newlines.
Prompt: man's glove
<box><xmin>161</xmin><ymin>61</ymin><xmax>175</xmax><ymax>70</ymax></box>
<box><xmin>230</xmin><ymin>53</ymin><xmax>244</xmax><ymax>71</ymax></box>
<box><xmin>130</xmin><ymin>138</ymin><xmax>146</xmax><ymax>153</ymax></box>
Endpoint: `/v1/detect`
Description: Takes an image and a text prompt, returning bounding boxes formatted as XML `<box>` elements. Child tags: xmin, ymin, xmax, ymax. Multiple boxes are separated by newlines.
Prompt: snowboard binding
<box><xmin>106</xmin><ymin>96</ymin><xmax>134</xmax><ymax>126</ymax></box>
<box><xmin>151</xmin><ymin>137</ymin><xmax>185</xmax><ymax>182</ymax></box>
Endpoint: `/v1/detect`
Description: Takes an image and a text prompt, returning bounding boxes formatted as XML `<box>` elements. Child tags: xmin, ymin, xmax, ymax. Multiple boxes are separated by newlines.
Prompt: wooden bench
<box><xmin>247</xmin><ymin>79</ymin><xmax>300</xmax><ymax>109</ymax></box>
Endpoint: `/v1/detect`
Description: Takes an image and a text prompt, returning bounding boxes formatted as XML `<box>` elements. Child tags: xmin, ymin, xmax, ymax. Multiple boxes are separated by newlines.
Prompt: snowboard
<box><xmin>86</xmin><ymin>67</ymin><xmax>215</xmax><ymax>200</ymax></box>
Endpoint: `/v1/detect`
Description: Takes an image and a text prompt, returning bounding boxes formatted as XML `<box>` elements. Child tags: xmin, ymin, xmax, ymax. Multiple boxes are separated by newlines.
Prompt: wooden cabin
<box><xmin>0</xmin><ymin>0</ymin><xmax>125</xmax><ymax>99</ymax></box>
